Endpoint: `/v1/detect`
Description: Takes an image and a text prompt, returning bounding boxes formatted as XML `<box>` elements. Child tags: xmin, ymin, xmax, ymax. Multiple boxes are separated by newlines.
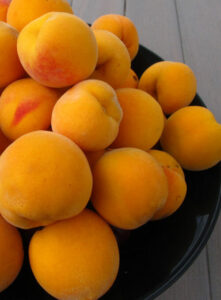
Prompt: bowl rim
<box><xmin>135</xmin><ymin>45</ymin><xmax>221</xmax><ymax>300</ymax></box>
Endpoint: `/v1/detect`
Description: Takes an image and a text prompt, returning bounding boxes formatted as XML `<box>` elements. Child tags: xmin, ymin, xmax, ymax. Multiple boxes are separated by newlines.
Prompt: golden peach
<box><xmin>17</xmin><ymin>13</ymin><xmax>98</xmax><ymax>88</ymax></box>
<box><xmin>92</xmin><ymin>148</ymin><xmax>168</xmax><ymax>229</ymax></box>
<box><xmin>161</xmin><ymin>106</ymin><xmax>221</xmax><ymax>170</ymax></box>
<box><xmin>139</xmin><ymin>61</ymin><xmax>197</xmax><ymax>114</ymax></box>
<box><xmin>29</xmin><ymin>209</ymin><xmax>119</xmax><ymax>300</ymax></box>
<box><xmin>112</xmin><ymin>88</ymin><xmax>164</xmax><ymax>150</ymax></box>
<box><xmin>0</xmin><ymin>131</ymin><xmax>92</xmax><ymax>229</ymax></box>
<box><xmin>52</xmin><ymin>79</ymin><xmax>123</xmax><ymax>151</ymax></box>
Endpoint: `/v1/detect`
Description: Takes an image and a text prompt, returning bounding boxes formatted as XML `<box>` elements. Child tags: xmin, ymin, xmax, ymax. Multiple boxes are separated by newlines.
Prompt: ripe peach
<box><xmin>0</xmin><ymin>131</ymin><xmax>92</xmax><ymax>229</ymax></box>
<box><xmin>0</xmin><ymin>22</ymin><xmax>25</xmax><ymax>89</ymax></box>
<box><xmin>17</xmin><ymin>12</ymin><xmax>98</xmax><ymax>88</ymax></box>
<box><xmin>111</xmin><ymin>88</ymin><xmax>164</xmax><ymax>150</ymax></box>
<box><xmin>29</xmin><ymin>209</ymin><xmax>119</xmax><ymax>300</ymax></box>
<box><xmin>7</xmin><ymin>0</ymin><xmax>73</xmax><ymax>32</ymax></box>
<box><xmin>161</xmin><ymin>106</ymin><xmax>221</xmax><ymax>170</ymax></box>
<box><xmin>138</xmin><ymin>61</ymin><xmax>197</xmax><ymax>114</ymax></box>
<box><xmin>0</xmin><ymin>215</ymin><xmax>24</xmax><ymax>292</ymax></box>
<box><xmin>92</xmin><ymin>148</ymin><xmax>168</xmax><ymax>229</ymax></box>
<box><xmin>149</xmin><ymin>150</ymin><xmax>187</xmax><ymax>220</ymax></box>
<box><xmin>91</xmin><ymin>29</ymin><xmax>131</xmax><ymax>88</ymax></box>
<box><xmin>0</xmin><ymin>0</ymin><xmax>11</xmax><ymax>22</ymax></box>
<box><xmin>0</xmin><ymin>78</ymin><xmax>59</xmax><ymax>140</ymax></box>
<box><xmin>52</xmin><ymin>79</ymin><xmax>123</xmax><ymax>151</ymax></box>
<box><xmin>149</xmin><ymin>149</ymin><xmax>184</xmax><ymax>178</ymax></box>
<box><xmin>92</xmin><ymin>14</ymin><xmax>139</xmax><ymax>60</ymax></box>
<box><xmin>118</xmin><ymin>68</ymin><xmax>138</xmax><ymax>88</ymax></box>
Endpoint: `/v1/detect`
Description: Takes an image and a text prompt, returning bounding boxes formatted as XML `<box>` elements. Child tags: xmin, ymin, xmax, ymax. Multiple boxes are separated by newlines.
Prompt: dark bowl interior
<box><xmin>1</xmin><ymin>45</ymin><xmax>221</xmax><ymax>300</ymax></box>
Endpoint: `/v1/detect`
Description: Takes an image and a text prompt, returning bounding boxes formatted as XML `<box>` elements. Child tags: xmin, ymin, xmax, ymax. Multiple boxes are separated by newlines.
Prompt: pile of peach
<box><xmin>0</xmin><ymin>1</ymin><xmax>221</xmax><ymax>299</ymax></box>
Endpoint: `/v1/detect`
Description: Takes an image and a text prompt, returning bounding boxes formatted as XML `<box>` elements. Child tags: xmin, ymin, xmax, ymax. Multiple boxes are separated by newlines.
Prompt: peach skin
<box><xmin>52</xmin><ymin>79</ymin><xmax>123</xmax><ymax>151</ymax></box>
<box><xmin>149</xmin><ymin>150</ymin><xmax>187</xmax><ymax>220</ymax></box>
<box><xmin>17</xmin><ymin>12</ymin><xmax>98</xmax><ymax>88</ymax></box>
<box><xmin>111</xmin><ymin>88</ymin><xmax>164</xmax><ymax>151</ymax></box>
<box><xmin>91</xmin><ymin>148</ymin><xmax>168</xmax><ymax>229</ymax></box>
<box><xmin>7</xmin><ymin>0</ymin><xmax>73</xmax><ymax>32</ymax></box>
<box><xmin>0</xmin><ymin>215</ymin><xmax>24</xmax><ymax>292</ymax></box>
<box><xmin>29</xmin><ymin>209</ymin><xmax>119</xmax><ymax>300</ymax></box>
<box><xmin>118</xmin><ymin>68</ymin><xmax>139</xmax><ymax>88</ymax></box>
<box><xmin>0</xmin><ymin>131</ymin><xmax>92</xmax><ymax>229</ymax></box>
<box><xmin>161</xmin><ymin>106</ymin><xmax>221</xmax><ymax>170</ymax></box>
<box><xmin>91</xmin><ymin>29</ymin><xmax>131</xmax><ymax>88</ymax></box>
<box><xmin>0</xmin><ymin>78</ymin><xmax>59</xmax><ymax>140</ymax></box>
<box><xmin>0</xmin><ymin>22</ymin><xmax>25</xmax><ymax>88</ymax></box>
<box><xmin>138</xmin><ymin>61</ymin><xmax>197</xmax><ymax>114</ymax></box>
<box><xmin>92</xmin><ymin>14</ymin><xmax>139</xmax><ymax>60</ymax></box>
<box><xmin>0</xmin><ymin>0</ymin><xmax>11</xmax><ymax>22</ymax></box>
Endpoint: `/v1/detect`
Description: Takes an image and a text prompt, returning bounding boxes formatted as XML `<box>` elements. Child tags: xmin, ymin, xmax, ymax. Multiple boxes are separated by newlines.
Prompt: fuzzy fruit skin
<box><xmin>111</xmin><ymin>88</ymin><xmax>164</xmax><ymax>151</ymax></box>
<box><xmin>149</xmin><ymin>150</ymin><xmax>187</xmax><ymax>220</ymax></box>
<box><xmin>0</xmin><ymin>78</ymin><xmax>59</xmax><ymax>140</ymax></box>
<box><xmin>17</xmin><ymin>12</ymin><xmax>98</xmax><ymax>88</ymax></box>
<box><xmin>92</xmin><ymin>14</ymin><xmax>139</xmax><ymax>60</ymax></box>
<box><xmin>0</xmin><ymin>22</ymin><xmax>25</xmax><ymax>89</ymax></box>
<box><xmin>52</xmin><ymin>79</ymin><xmax>123</xmax><ymax>151</ymax></box>
<box><xmin>29</xmin><ymin>209</ymin><xmax>120</xmax><ymax>300</ymax></box>
<box><xmin>161</xmin><ymin>106</ymin><xmax>221</xmax><ymax>170</ymax></box>
<box><xmin>139</xmin><ymin>61</ymin><xmax>197</xmax><ymax>114</ymax></box>
<box><xmin>0</xmin><ymin>131</ymin><xmax>93</xmax><ymax>229</ymax></box>
<box><xmin>7</xmin><ymin>0</ymin><xmax>73</xmax><ymax>31</ymax></box>
<box><xmin>92</xmin><ymin>148</ymin><xmax>168</xmax><ymax>229</ymax></box>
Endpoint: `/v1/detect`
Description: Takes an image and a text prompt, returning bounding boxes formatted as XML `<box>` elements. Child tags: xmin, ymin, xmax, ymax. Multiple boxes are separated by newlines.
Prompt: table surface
<box><xmin>71</xmin><ymin>1</ymin><xmax>221</xmax><ymax>299</ymax></box>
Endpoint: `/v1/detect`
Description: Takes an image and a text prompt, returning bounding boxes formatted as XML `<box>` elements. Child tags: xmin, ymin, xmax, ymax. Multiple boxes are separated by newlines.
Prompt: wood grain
<box><xmin>176</xmin><ymin>2</ymin><xmax>221</xmax><ymax>298</ymax></box>
<box><xmin>176</xmin><ymin>0</ymin><xmax>221</xmax><ymax>122</ymax></box>
<box><xmin>72</xmin><ymin>0</ymin><xmax>124</xmax><ymax>24</ymax></box>
<box><xmin>126</xmin><ymin>0</ymin><xmax>183</xmax><ymax>61</ymax></box>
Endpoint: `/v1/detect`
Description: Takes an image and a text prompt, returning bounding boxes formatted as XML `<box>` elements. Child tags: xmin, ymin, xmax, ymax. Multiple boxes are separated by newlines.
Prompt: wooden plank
<box><xmin>176</xmin><ymin>0</ymin><xmax>221</xmax><ymax>122</ymax></box>
<box><xmin>156</xmin><ymin>250</ymin><xmax>211</xmax><ymax>300</ymax></box>
<box><xmin>126</xmin><ymin>0</ymin><xmax>183</xmax><ymax>61</ymax></box>
<box><xmin>127</xmin><ymin>1</ymin><xmax>212</xmax><ymax>300</ymax></box>
<box><xmin>176</xmin><ymin>1</ymin><xmax>221</xmax><ymax>299</ymax></box>
<box><xmin>72</xmin><ymin>0</ymin><xmax>124</xmax><ymax>24</ymax></box>
<box><xmin>206</xmin><ymin>216</ymin><xmax>221</xmax><ymax>300</ymax></box>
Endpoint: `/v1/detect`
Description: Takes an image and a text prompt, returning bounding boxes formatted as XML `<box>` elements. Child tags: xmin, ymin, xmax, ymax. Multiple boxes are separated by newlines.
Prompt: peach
<box><xmin>7</xmin><ymin>0</ymin><xmax>73</xmax><ymax>32</ymax></box>
<box><xmin>91</xmin><ymin>148</ymin><xmax>168</xmax><ymax>229</ymax></box>
<box><xmin>29</xmin><ymin>209</ymin><xmax>119</xmax><ymax>300</ymax></box>
<box><xmin>161</xmin><ymin>106</ymin><xmax>221</xmax><ymax>170</ymax></box>
<box><xmin>0</xmin><ymin>0</ymin><xmax>11</xmax><ymax>22</ymax></box>
<box><xmin>149</xmin><ymin>150</ymin><xmax>187</xmax><ymax>220</ymax></box>
<box><xmin>118</xmin><ymin>68</ymin><xmax>138</xmax><ymax>88</ymax></box>
<box><xmin>17</xmin><ymin>12</ymin><xmax>98</xmax><ymax>88</ymax></box>
<box><xmin>138</xmin><ymin>61</ymin><xmax>197</xmax><ymax>114</ymax></box>
<box><xmin>111</xmin><ymin>88</ymin><xmax>164</xmax><ymax>150</ymax></box>
<box><xmin>0</xmin><ymin>215</ymin><xmax>24</xmax><ymax>292</ymax></box>
<box><xmin>91</xmin><ymin>29</ymin><xmax>131</xmax><ymax>88</ymax></box>
<box><xmin>149</xmin><ymin>149</ymin><xmax>184</xmax><ymax>178</ymax></box>
<box><xmin>92</xmin><ymin>14</ymin><xmax>139</xmax><ymax>60</ymax></box>
<box><xmin>52</xmin><ymin>79</ymin><xmax>123</xmax><ymax>151</ymax></box>
<box><xmin>0</xmin><ymin>78</ymin><xmax>59</xmax><ymax>140</ymax></box>
<box><xmin>0</xmin><ymin>22</ymin><xmax>25</xmax><ymax>89</ymax></box>
<box><xmin>0</xmin><ymin>131</ymin><xmax>92</xmax><ymax>229</ymax></box>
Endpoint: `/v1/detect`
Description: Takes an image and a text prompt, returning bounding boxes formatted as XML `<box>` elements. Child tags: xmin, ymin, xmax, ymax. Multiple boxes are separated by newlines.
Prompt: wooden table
<box><xmin>71</xmin><ymin>1</ymin><xmax>221</xmax><ymax>299</ymax></box>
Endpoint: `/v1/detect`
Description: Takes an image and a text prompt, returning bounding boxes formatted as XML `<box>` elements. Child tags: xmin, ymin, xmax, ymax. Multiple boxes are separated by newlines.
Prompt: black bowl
<box><xmin>1</xmin><ymin>45</ymin><xmax>221</xmax><ymax>300</ymax></box>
